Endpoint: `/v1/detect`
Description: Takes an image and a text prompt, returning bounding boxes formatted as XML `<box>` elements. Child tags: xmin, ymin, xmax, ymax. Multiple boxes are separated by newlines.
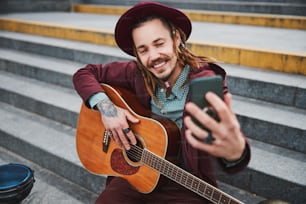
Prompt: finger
<box><xmin>185</xmin><ymin>129</ymin><xmax>215</xmax><ymax>153</ymax></box>
<box><xmin>110</xmin><ymin>130</ymin><xmax>122</xmax><ymax>147</ymax></box>
<box><xmin>224</xmin><ymin>93</ymin><xmax>234</xmax><ymax>113</ymax></box>
<box><xmin>123</xmin><ymin>127</ymin><xmax>137</xmax><ymax>145</ymax></box>
<box><xmin>185</xmin><ymin>102</ymin><xmax>219</xmax><ymax>132</ymax></box>
<box><xmin>125</xmin><ymin>111</ymin><xmax>140</xmax><ymax>123</ymax></box>
<box><xmin>205</xmin><ymin>92</ymin><xmax>234</xmax><ymax>124</ymax></box>
<box><xmin>115</xmin><ymin>129</ymin><xmax>131</xmax><ymax>150</ymax></box>
<box><xmin>184</xmin><ymin>116</ymin><xmax>207</xmax><ymax>141</ymax></box>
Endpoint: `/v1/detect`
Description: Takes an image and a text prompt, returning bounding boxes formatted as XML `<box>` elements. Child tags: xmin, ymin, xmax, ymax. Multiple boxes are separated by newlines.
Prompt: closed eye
<box><xmin>137</xmin><ymin>47</ymin><xmax>147</xmax><ymax>55</ymax></box>
<box><xmin>154</xmin><ymin>40</ymin><xmax>165</xmax><ymax>47</ymax></box>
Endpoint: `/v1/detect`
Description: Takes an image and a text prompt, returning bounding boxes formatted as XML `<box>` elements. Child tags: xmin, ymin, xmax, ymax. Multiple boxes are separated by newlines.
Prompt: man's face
<box><xmin>132</xmin><ymin>18</ymin><xmax>181</xmax><ymax>83</ymax></box>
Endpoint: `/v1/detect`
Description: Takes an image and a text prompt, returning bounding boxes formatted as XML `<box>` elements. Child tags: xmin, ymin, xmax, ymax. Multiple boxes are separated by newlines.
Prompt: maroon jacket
<box><xmin>73</xmin><ymin>60</ymin><xmax>250</xmax><ymax>187</ymax></box>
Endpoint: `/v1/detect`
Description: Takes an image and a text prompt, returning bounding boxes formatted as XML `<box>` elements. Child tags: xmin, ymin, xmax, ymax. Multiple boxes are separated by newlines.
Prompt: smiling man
<box><xmin>73</xmin><ymin>2</ymin><xmax>250</xmax><ymax>203</ymax></box>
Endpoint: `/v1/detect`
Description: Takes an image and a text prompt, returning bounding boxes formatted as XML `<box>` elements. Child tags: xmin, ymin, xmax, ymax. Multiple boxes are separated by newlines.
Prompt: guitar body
<box><xmin>76</xmin><ymin>84</ymin><xmax>181</xmax><ymax>193</ymax></box>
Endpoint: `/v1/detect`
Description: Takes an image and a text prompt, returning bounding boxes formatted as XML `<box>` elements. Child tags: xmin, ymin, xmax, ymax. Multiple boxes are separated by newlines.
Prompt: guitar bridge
<box><xmin>102</xmin><ymin>130</ymin><xmax>111</xmax><ymax>153</ymax></box>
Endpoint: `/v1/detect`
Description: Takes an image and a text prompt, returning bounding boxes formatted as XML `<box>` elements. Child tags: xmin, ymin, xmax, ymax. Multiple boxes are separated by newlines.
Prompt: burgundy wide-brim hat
<box><xmin>115</xmin><ymin>2</ymin><xmax>192</xmax><ymax>56</ymax></box>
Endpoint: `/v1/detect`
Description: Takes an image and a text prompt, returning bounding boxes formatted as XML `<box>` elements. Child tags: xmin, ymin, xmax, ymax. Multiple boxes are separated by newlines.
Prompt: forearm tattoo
<box><xmin>96</xmin><ymin>99</ymin><xmax>118</xmax><ymax>117</ymax></box>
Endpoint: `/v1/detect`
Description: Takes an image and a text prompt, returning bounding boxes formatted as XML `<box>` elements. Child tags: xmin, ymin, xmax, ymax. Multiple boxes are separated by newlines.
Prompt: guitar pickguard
<box><xmin>111</xmin><ymin>148</ymin><xmax>139</xmax><ymax>175</ymax></box>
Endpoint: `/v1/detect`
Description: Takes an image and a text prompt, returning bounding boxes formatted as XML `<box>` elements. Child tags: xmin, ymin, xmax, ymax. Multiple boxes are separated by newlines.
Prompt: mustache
<box><xmin>148</xmin><ymin>56</ymin><xmax>171</xmax><ymax>67</ymax></box>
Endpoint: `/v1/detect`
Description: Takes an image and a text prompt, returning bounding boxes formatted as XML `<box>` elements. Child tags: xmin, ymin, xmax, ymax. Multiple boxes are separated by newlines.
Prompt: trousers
<box><xmin>95</xmin><ymin>177</ymin><xmax>211</xmax><ymax>204</ymax></box>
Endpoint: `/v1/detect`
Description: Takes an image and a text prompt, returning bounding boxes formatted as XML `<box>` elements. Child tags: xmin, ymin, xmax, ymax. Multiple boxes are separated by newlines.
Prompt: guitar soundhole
<box><xmin>126</xmin><ymin>139</ymin><xmax>143</xmax><ymax>163</ymax></box>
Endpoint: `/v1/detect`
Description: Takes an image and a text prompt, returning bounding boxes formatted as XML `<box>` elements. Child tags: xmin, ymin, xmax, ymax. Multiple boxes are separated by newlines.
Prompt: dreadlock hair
<box><xmin>131</xmin><ymin>15</ymin><xmax>216</xmax><ymax>101</ymax></box>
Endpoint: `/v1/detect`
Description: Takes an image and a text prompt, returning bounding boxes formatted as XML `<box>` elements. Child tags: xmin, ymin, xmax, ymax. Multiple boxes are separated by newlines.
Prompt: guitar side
<box><xmin>76</xmin><ymin>84</ymin><xmax>180</xmax><ymax>193</ymax></box>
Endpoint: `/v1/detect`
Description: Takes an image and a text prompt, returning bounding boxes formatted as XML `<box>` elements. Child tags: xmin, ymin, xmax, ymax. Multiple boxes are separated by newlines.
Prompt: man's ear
<box><xmin>174</xmin><ymin>30</ymin><xmax>181</xmax><ymax>47</ymax></box>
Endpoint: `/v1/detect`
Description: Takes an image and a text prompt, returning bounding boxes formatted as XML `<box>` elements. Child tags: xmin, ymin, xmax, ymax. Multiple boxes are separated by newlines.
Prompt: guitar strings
<box><xmin>124</xmin><ymin>145</ymin><xmax>239</xmax><ymax>204</ymax></box>
<box><xmin>125</xmin><ymin>145</ymin><xmax>208</xmax><ymax>194</ymax></box>
<box><xmin>126</xmin><ymin>144</ymin><xmax>143</xmax><ymax>161</ymax></box>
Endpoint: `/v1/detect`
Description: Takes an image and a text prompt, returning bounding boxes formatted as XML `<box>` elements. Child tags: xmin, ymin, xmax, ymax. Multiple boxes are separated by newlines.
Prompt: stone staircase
<box><xmin>0</xmin><ymin>1</ymin><xmax>305</xmax><ymax>204</ymax></box>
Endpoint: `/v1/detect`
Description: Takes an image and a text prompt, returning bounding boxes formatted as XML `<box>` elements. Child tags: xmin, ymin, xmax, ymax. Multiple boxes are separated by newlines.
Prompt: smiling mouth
<box><xmin>153</xmin><ymin>61</ymin><xmax>166</xmax><ymax>69</ymax></box>
<box><xmin>150</xmin><ymin>57</ymin><xmax>169</xmax><ymax>69</ymax></box>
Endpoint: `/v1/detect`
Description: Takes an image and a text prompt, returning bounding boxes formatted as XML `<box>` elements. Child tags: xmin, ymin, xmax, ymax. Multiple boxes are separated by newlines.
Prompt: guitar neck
<box><xmin>141</xmin><ymin>149</ymin><xmax>243</xmax><ymax>204</ymax></box>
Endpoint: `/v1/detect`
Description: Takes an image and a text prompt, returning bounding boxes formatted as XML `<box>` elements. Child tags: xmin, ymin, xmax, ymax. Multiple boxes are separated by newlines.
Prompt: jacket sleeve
<box><xmin>72</xmin><ymin>61</ymin><xmax>139</xmax><ymax>107</ymax></box>
<box><xmin>217</xmin><ymin>140</ymin><xmax>251</xmax><ymax>174</ymax></box>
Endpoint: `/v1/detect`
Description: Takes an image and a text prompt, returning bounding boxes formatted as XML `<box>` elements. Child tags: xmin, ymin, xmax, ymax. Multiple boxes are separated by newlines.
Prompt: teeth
<box><xmin>154</xmin><ymin>61</ymin><xmax>166</xmax><ymax>68</ymax></box>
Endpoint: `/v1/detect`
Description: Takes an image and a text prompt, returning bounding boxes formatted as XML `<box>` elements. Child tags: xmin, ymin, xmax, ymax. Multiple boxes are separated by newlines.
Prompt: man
<box><xmin>73</xmin><ymin>2</ymin><xmax>250</xmax><ymax>203</ymax></box>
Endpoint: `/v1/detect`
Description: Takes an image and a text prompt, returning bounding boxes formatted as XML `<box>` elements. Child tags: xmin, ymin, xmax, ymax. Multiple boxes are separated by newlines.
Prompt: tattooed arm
<box><xmin>95</xmin><ymin>97</ymin><xmax>139</xmax><ymax>150</ymax></box>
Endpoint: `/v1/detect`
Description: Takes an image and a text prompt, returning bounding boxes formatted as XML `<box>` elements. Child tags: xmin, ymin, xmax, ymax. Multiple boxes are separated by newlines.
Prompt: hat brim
<box><xmin>115</xmin><ymin>2</ymin><xmax>192</xmax><ymax>56</ymax></box>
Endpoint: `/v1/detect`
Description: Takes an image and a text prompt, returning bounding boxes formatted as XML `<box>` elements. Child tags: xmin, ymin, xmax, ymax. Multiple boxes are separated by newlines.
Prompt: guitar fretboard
<box><xmin>138</xmin><ymin>147</ymin><xmax>243</xmax><ymax>204</ymax></box>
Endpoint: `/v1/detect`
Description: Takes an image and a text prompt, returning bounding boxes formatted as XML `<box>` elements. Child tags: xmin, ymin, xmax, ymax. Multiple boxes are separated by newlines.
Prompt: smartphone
<box><xmin>189</xmin><ymin>75</ymin><xmax>224</xmax><ymax>130</ymax></box>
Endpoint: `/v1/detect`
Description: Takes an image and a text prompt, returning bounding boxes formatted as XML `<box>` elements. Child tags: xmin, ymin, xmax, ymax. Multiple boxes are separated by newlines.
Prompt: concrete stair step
<box><xmin>0</xmin><ymin>101</ymin><xmax>106</xmax><ymax>195</ymax></box>
<box><xmin>0</xmin><ymin>48</ymin><xmax>82</xmax><ymax>89</ymax></box>
<box><xmin>224</xmin><ymin>63</ymin><xmax>306</xmax><ymax>110</ymax></box>
<box><xmin>0</xmin><ymin>31</ymin><xmax>305</xmax><ymax>110</ymax></box>
<box><xmin>73</xmin><ymin>3</ymin><xmax>306</xmax><ymax>30</ymax></box>
<box><xmin>0</xmin><ymin>146</ymin><xmax>98</xmax><ymax>204</ymax></box>
<box><xmin>0</xmin><ymin>30</ymin><xmax>127</xmax><ymax>66</ymax></box>
<box><xmin>82</xmin><ymin>0</ymin><xmax>306</xmax><ymax>16</ymax></box>
<box><xmin>0</xmin><ymin>13</ymin><xmax>304</xmax><ymax>75</ymax></box>
<box><xmin>233</xmin><ymin>95</ymin><xmax>306</xmax><ymax>154</ymax></box>
<box><xmin>0</xmin><ymin>0</ymin><xmax>71</xmax><ymax>13</ymax></box>
<box><xmin>215</xmin><ymin>138</ymin><xmax>306</xmax><ymax>203</ymax></box>
<box><xmin>0</xmin><ymin>70</ymin><xmax>81</xmax><ymax>128</ymax></box>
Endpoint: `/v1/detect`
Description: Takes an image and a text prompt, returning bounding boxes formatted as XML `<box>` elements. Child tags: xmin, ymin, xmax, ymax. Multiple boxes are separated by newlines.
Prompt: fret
<box><xmin>149</xmin><ymin>153</ymin><xmax>154</xmax><ymax>167</ymax></box>
<box><xmin>186</xmin><ymin>175</ymin><xmax>193</xmax><ymax>187</ymax></box>
<box><xmin>191</xmin><ymin>178</ymin><xmax>199</xmax><ymax>191</ymax></box>
<box><xmin>211</xmin><ymin>189</ymin><xmax>222</xmax><ymax>203</ymax></box>
<box><xmin>190</xmin><ymin>177</ymin><xmax>195</xmax><ymax>190</ymax></box>
<box><xmin>177</xmin><ymin>169</ymin><xmax>183</xmax><ymax>184</ymax></box>
<box><xmin>151</xmin><ymin>153</ymin><xmax>158</xmax><ymax>169</ymax></box>
<box><xmin>173</xmin><ymin>167</ymin><xmax>179</xmax><ymax>181</ymax></box>
<box><xmin>164</xmin><ymin>162</ymin><xmax>169</xmax><ymax>175</ymax></box>
<box><xmin>172</xmin><ymin>167</ymin><xmax>178</xmax><ymax>181</ymax></box>
<box><xmin>171</xmin><ymin>168</ymin><xmax>177</xmax><ymax>180</ymax></box>
<box><xmin>155</xmin><ymin>158</ymin><xmax>161</xmax><ymax>171</ymax></box>
<box><xmin>141</xmin><ymin>150</ymin><xmax>147</xmax><ymax>163</ymax></box>
<box><xmin>198</xmin><ymin>182</ymin><xmax>206</xmax><ymax>194</ymax></box>
<box><xmin>171</xmin><ymin>166</ymin><xmax>179</xmax><ymax>181</ymax></box>
<box><xmin>220</xmin><ymin>194</ymin><xmax>230</xmax><ymax>204</ymax></box>
<box><xmin>181</xmin><ymin>173</ymin><xmax>187</xmax><ymax>186</ymax></box>
<box><xmin>204</xmin><ymin>185</ymin><xmax>213</xmax><ymax>198</ymax></box>
<box><xmin>160</xmin><ymin>159</ymin><xmax>165</xmax><ymax>172</ymax></box>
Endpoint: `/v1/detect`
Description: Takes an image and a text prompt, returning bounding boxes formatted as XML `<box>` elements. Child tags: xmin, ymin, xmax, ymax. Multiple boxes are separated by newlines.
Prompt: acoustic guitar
<box><xmin>76</xmin><ymin>84</ymin><xmax>243</xmax><ymax>204</ymax></box>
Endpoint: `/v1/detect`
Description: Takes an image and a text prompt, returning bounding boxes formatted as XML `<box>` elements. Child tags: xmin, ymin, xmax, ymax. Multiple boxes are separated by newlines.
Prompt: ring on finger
<box><xmin>203</xmin><ymin>132</ymin><xmax>215</xmax><ymax>144</ymax></box>
<box><xmin>123</xmin><ymin>127</ymin><xmax>131</xmax><ymax>134</ymax></box>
